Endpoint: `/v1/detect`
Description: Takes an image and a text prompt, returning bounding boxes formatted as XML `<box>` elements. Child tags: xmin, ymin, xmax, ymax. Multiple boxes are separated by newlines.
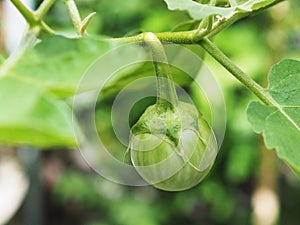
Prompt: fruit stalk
<box><xmin>143</xmin><ymin>32</ymin><xmax>178</xmax><ymax>109</ymax></box>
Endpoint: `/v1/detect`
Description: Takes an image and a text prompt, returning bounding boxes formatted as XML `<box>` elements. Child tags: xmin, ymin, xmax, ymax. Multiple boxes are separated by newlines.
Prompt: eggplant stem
<box><xmin>143</xmin><ymin>32</ymin><xmax>179</xmax><ymax>109</ymax></box>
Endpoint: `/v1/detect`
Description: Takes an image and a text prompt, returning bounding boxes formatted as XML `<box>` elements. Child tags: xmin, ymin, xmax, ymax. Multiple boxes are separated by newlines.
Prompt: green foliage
<box><xmin>8</xmin><ymin>35</ymin><xmax>112</xmax><ymax>98</ymax></box>
<box><xmin>110</xmin><ymin>198</ymin><xmax>165</xmax><ymax>225</ymax></box>
<box><xmin>225</xmin><ymin>143</ymin><xmax>258</xmax><ymax>183</ymax></box>
<box><xmin>268</xmin><ymin>59</ymin><xmax>300</xmax><ymax>106</ymax></box>
<box><xmin>0</xmin><ymin>35</ymin><xmax>116</xmax><ymax>147</ymax></box>
<box><xmin>213</xmin><ymin>22</ymin><xmax>269</xmax><ymax>78</ymax></box>
<box><xmin>199</xmin><ymin>180</ymin><xmax>235</xmax><ymax>221</ymax></box>
<box><xmin>0</xmin><ymin>77</ymin><xmax>75</xmax><ymax>147</ymax></box>
<box><xmin>171</xmin><ymin>20</ymin><xmax>200</xmax><ymax>32</ymax></box>
<box><xmin>247</xmin><ymin>59</ymin><xmax>300</xmax><ymax>175</ymax></box>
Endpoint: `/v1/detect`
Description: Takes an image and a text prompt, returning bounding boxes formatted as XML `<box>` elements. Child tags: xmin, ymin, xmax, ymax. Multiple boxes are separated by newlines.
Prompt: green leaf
<box><xmin>268</xmin><ymin>59</ymin><xmax>300</xmax><ymax>106</ymax></box>
<box><xmin>0</xmin><ymin>35</ymin><xmax>118</xmax><ymax>148</ymax></box>
<box><xmin>163</xmin><ymin>0</ymin><xmax>279</xmax><ymax>20</ymax></box>
<box><xmin>247</xmin><ymin>59</ymin><xmax>300</xmax><ymax>176</ymax></box>
<box><xmin>246</xmin><ymin>0</ymin><xmax>280</xmax><ymax>11</ymax></box>
<box><xmin>0</xmin><ymin>77</ymin><xmax>76</xmax><ymax>148</ymax></box>
<box><xmin>6</xmin><ymin>35</ymin><xmax>113</xmax><ymax>98</ymax></box>
<box><xmin>225</xmin><ymin>143</ymin><xmax>258</xmax><ymax>183</ymax></box>
<box><xmin>164</xmin><ymin>0</ymin><xmax>233</xmax><ymax>19</ymax></box>
<box><xmin>5</xmin><ymin>35</ymin><xmax>159</xmax><ymax>100</ymax></box>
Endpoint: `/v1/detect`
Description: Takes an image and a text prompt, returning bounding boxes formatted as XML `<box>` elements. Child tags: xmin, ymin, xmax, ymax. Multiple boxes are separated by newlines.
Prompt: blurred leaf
<box><xmin>199</xmin><ymin>180</ymin><xmax>235</xmax><ymax>221</ymax></box>
<box><xmin>8</xmin><ymin>36</ymin><xmax>137</xmax><ymax>98</ymax></box>
<box><xmin>247</xmin><ymin>59</ymin><xmax>300</xmax><ymax>175</ymax></box>
<box><xmin>0</xmin><ymin>77</ymin><xmax>76</xmax><ymax>148</ymax></box>
<box><xmin>141</xmin><ymin>9</ymin><xmax>189</xmax><ymax>32</ymax></box>
<box><xmin>111</xmin><ymin>197</ymin><xmax>164</xmax><ymax>225</ymax></box>
<box><xmin>163</xmin><ymin>0</ymin><xmax>280</xmax><ymax>20</ymax></box>
<box><xmin>6</xmin><ymin>35</ymin><xmax>113</xmax><ymax>98</ymax></box>
<box><xmin>164</xmin><ymin>0</ymin><xmax>233</xmax><ymax>19</ymax></box>
<box><xmin>226</xmin><ymin>144</ymin><xmax>257</xmax><ymax>183</ymax></box>
<box><xmin>3</xmin><ymin>35</ymin><xmax>198</xmax><ymax>100</ymax></box>
<box><xmin>124</xmin><ymin>29</ymin><xmax>144</xmax><ymax>37</ymax></box>
<box><xmin>95</xmin><ymin>106</ymin><xmax>128</xmax><ymax>162</ymax></box>
<box><xmin>54</xmin><ymin>171</ymin><xmax>100</xmax><ymax>205</ymax></box>
<box><xmin>213</xmin><ymin>23</ymin><xmax>269</xmax><ymax>78</ymax></box>
<box><xmin>171</xmin><ymin>20</ymin><xmax>200</xmax><ymax>32</ymax></box>
<box><xmin>0</xmin><ymin>35</ymin><xmax>118</xmax><ymax>148</ymax></box>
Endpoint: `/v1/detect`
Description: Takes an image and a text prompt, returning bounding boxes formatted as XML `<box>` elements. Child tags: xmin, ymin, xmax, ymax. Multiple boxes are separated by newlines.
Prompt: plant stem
<box><xmin>198</xmin><ymin>38</ymin><xmax>274</xmax><ymax>105</ymax></box>
<box><xmin>63</xmin><ymin>0</ymin><xmax>82</xmax><ymax>35</ymax></box>
<box><xmin>143</xmin><ymin>32</ymin><xmax>179</xmax><ymax>107</ymax></box>
<box><xmin>35</xmin><ymin>0</ymin><xmax>56</xmax><ymax>19</ymax></box>
<box><xmin>36</xmin><ymin>0</ymin><xmax>57</xmax><ymax>34</ymax></box>
<box><xmin>10</xmin><ymin>0</ymin><xmax>55</xmax><ymax>34</ymax></box>
<box><xmin>115</xmin><ymin>31</ymin><xmax>195</xmax><ymax>44</ymax></box>
<box><xmin>10</xmin><ymin>0</ymin><xmax>37</xmax><ymax>26</ymax></box>
<box><xmin>0</xmin><ymin>29</ymin><xmax>37</xmax><ymax>77</ymax></box>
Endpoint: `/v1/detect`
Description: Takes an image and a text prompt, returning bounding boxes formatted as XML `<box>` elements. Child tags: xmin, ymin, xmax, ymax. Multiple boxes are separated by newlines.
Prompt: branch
<box><xmin>143</xmin><ymin>32</ymin><xmax>179</xmax><ymax>107</ymax></box>
<box><xmin>63</xmin><ymin>0</ymin><xmax>82</xmax><ymax>35</ymax></box>
<box><xmin>35</xmin><ymin>0</ymin><xmax>56</xmax><ymax>19</ymax></box>
<box><xmin>10</xmin><ymin>0</ymin><xmax>55</xmax><ymax>34</ymax></box>
<box><xmin>10</xmin><ymin>0</ymin><xmax>37</xmax><ymax>26</ymax></box>
<box><xmin>198</xmin><ymin>38</ymin><xmax>274</xmax><ymax>106</ymax></box>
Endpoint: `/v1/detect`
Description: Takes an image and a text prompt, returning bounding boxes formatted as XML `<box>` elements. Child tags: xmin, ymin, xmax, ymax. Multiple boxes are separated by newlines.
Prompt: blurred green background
<box><xmin>0</xmin><ymin>0</ymin><xmax>300</xmax><ymax>225</ymax></box>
